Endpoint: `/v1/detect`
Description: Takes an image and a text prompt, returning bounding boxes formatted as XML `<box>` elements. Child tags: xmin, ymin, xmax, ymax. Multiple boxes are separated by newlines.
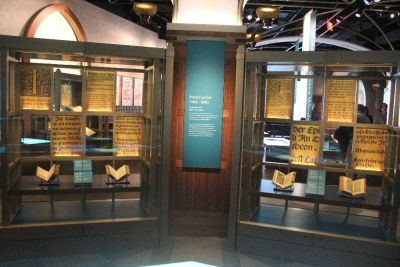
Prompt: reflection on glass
<box><xmin>323</xmin><ymin>125</ymin><xmax>353</xmax><ymax>167</ymax></box>
<box><xmin>21</xmin><ymin>114</ymin><xmax>51</xmax><ymax>156</ymax></box>
<box><xmin>86</xmin><ymin>116</ymin><xmax>113</xmax><ymax>156</ymax></box>
<box><xmin>54</xmin><ymin>69</ymin><xmax>82</xmax><ymax>112</ymax></box>
<box><xmin>264</xmin><ymin>122</ymin><xmax>290</xmax><ymax>163</ymax></box>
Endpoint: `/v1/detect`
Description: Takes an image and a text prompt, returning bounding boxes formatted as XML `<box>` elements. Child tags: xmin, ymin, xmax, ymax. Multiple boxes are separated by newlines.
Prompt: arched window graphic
<box><xmin>24</xmin><ymin>3</ymin><xmax>86</xmax><ymax>42</ymax></box>
<box><xmin>23</xmin><ymin>4</ymin><xmax>86</xmax><ymax>74</ymax></box>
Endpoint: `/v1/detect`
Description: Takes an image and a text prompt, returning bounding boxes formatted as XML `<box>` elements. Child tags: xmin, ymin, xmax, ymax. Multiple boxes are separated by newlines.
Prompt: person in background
<box><xmin>374</xmin><ymin>102</ymin><xmax>388</xmax><ymax>124</ymax></box>
<box><xmin>361</xmin><ymin>105</ymin><xmax>373</xmax><ymax>123</ymax></box>
<box><xmin>357</xmin><ymin>104</ymin><xmax>371</xmax><ymax>124</ymax></box>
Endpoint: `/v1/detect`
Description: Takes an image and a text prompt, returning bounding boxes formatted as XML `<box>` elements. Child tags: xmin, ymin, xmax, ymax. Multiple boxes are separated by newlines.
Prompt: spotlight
<box><xmin>246</xmin><ymin>14</ymin><xmax>253</xmax><ymax>20</ymax></box>
<box><xmin>335</xmin><ymin>16</ymin><xmax>343</xmax><ymax>23</ymax></box>
<box><xmin>363</xmin><ymin>0</ymin><xmax>373</xmax><ymax>5</ymax></box>
<box><xmin>355</xmin><ymin>10</ymin><xmax>362</xmax><ymax>18</ymax></box>
<box><xmin>374</xmin><ymin>0</ymin><xmax>381</xmax><ymax>2</ymax></box>
<box><xmin>389</xmin><ymin>12</ymin><xmax>398</xmax><ymax>19</ymax></box>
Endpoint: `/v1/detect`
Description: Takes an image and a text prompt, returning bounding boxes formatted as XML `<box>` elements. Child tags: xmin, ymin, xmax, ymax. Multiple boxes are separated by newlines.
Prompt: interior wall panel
<box><xmin>169</xmin><ymin>43</ymin><xmax>236</xmax><ymax>214</ymax></box>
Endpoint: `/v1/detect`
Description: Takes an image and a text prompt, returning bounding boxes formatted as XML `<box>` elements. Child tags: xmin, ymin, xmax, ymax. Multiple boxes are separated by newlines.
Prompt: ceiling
<box><xmin>85</xmin><ymin>0</ymin><xmax>400</xmax><ymax>51</ymax></box>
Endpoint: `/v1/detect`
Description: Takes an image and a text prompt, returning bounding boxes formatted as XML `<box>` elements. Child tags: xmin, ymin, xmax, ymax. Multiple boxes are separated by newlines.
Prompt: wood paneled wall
<box><xmin>169</xmin><ymin>43</ymin><xmax>237</xmax><ymax>213</ymax></box>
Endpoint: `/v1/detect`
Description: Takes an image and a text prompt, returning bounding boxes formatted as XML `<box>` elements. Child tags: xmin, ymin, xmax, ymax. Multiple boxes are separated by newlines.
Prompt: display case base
<box><xmin>11</xmin><ymin>199</ymin><xmax>147</xmax><ymax>224</ymax></box>
<box><xmin>236</xmin><ymin>205</ymin><xmax>400</xmax><ymax>266</ymax></box>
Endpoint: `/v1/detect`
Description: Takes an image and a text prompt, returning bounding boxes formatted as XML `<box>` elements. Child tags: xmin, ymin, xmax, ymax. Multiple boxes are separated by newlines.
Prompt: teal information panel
<box><xmin>183</xmin><ymin>41</ymin><xmax>225</xmax><ymax>169</ymax></box>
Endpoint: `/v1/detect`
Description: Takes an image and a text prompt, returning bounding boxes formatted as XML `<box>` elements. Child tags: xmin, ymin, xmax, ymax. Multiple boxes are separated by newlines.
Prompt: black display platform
<box><xmin>9</xmin><ymin>174</ymin><xmax>144</xmax><ymax>195</ymax></box>
<box><xmin>251</xmin><ymin>204</ymin><xmax>385</xmax><ymax>240</ymax></box>
<box><xmin>256</xmin><ymin>179</ymin><xmax>385</xmax><ymax>210</ymax></box>
<box><xmin>12</xmin><ymin>199</ymin><xmax>147</xmax><ymax>224</ymax></box>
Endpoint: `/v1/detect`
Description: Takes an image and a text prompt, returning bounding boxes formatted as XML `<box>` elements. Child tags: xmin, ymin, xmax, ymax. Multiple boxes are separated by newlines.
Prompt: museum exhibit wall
<box><xmin>169</xmin><ymin>42</ymin><xmax>237</xmax><ymax>235</ymax></box>
<box><xmin>0</xmin><ymin>0</ymin><xmax>166</xmax><ymax>48</ymax></box>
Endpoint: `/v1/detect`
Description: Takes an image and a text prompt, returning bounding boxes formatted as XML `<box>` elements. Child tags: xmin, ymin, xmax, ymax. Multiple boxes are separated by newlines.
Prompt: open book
<box><xmin>36</xmin><ymin>164</ymin><xmax>60</xmax><ymax>182</ymax></box>
<box><xmin>339</xmin><ymin>176</ymin><xmax>366</xmax><ymax>197</ymax></box>
<box><xmin>105</xmin><ymin>164</ymin><xmax>130</xmax><ymax>181</ymax></box>
<box><xmin>272</xmin><ymin>170</ymin><xmax>296</xmax><ymax>190</ymax></box>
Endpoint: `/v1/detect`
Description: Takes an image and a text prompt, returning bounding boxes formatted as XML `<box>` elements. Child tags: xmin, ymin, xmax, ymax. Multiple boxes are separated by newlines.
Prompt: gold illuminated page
<box><xmin>86</xmin><ymin>71</ymin><xmax>116</xmax><ymax>112</ymax></box>
<box><xmin>115</xmin><ymin>116</ymin><xmax>143</xmax><ymax>156</ymax></box>
<box><xmin>51</xmin><ymin>115</ymin><xmax>82</xmax><ymax>156</ymax></box>
<box><xmin>272</xmin><ymin>170</ymin><xmax>296</xmax><ymax>189</ymax></box>
<box><xmin>18</xmin><ymin>65</ymin><xmax>52</xmax><ymax>110</ymax></box>
<box><xmin>325</xmin><ymin>80</ymin><xmax>356</xmax><ymax>123</ymax></box>
<box><xmin>353</xmin><ymin>127</ymin><xmax>386</xmax><ymax>171</ymax></box>
<box><xmin>265</xmin><ymin>78</ymin><xmax>294</xmax><ymax>119</ymax></box>
<box><xmin>290</xmin><ymin>124</ymin><xmax>320</xmax><ymax>166</ymax></box>
<box><xmin>339</xmin><ymin>176</ymin><xmax>366</xmax><ymax>197</ymax></box>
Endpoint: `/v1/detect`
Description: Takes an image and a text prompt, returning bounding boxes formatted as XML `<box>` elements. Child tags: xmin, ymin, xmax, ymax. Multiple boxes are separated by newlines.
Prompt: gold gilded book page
<box><xmin>52</xmin><ymin>115</ymin><xmax>82</xmax><ymax>156</ymax></box>
<box><xmin>353</xmin><ymin>178</ymin><xmax>366</xmax><ymax>196</ymax></box>
<box><xmin>86</xmin><ymin>71</ymin><xmax>116</xmax><ymax>112</ymax></box>
<box><xmin>106</xmin><ymin>165</ymin><xmax>130</xmax><ymax>181</ymax></box>
<box><xmin>339</xmin><ymin>176</ymin><xmax>353</xmax><ymax>195</ymax></box>
<box><xmin>325</xmin><ymin>80</ymin><xmax>356</xmax><ymax>123</ymax></box>
<box><xmin>353</xmin><ymin>128</ymin><xmax>386</xmax><ymax>172</ymax></box>
<box><xmin>18</xmin><ymin>65</ymin><xmax>52</xmax><ymax>110</ymax></box>
<box><xmin>115</xmin><ymin>116</ymin><xmax>143</xmax><ymax>156</ymax></box>
<box><xmin>290</xmin><ymin>124</ymin><xmax>320</xmax><ymax>166</ymax></box>
<box><xmin>36</xmin><ymin>166</ymin><xmax>50</xmax><ymax>181</ymax></box>
<box><xmin>265</xmin><ymin>78</ymin><xmax>294</xmax><ymax>119</ymax></box>
<box><xmin>272</xmin><ymin>170</ymin><xmax>285</xmax><ymax>188</ymax></box>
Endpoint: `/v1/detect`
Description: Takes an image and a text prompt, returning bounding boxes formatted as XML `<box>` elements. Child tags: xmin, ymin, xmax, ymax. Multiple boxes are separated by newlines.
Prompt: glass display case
<box><xmin>236</xmin><ymin>51</ymin><xmax>400</xmax><ymax>264</ymax></box>
<box><xmin>0</xmin><ymin>36</ymin><xmax>164</xmax><ymax>245</ymax></box>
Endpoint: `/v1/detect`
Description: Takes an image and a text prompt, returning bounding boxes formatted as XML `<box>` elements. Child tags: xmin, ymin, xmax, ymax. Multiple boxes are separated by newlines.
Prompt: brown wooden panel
<box><xmin>169</xmin><ymin>43</ymin><xmax>236</xmax><ymax>217</ymax></box>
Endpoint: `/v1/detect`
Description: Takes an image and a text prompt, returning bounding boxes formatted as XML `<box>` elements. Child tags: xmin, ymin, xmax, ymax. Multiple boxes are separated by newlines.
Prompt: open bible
<box><xmin>105</xmin><ymin>164</ymin><xmax>130</xmax><ymax>181</ymax></box>
<box><xmin>36</xmin><ymin>164</ymin><xmax>60</xmax><ymax>183</ymax></box>
<box><xmin>272</xmin><ymin>170</ymin><xmax>296</xmax><ymax>190</ymax></box>
<box><xmin>339</xmin><ymin>176</ymin><xmax>367</xmax><ymax>197</ymax></box>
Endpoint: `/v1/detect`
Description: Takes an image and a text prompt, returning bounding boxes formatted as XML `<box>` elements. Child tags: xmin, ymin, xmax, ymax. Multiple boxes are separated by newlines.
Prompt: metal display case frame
<box><xmin>230</xmin><ymin>50</ymin><xmax>400</xmax><ymax>265</ymax></box>
<box><xmin>0</xmin><ymin>35</ymin><xmax>165</xmax><ymax>260</ymax></box>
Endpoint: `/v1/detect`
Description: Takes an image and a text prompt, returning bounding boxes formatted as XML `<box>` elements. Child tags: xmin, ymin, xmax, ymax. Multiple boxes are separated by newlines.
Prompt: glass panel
<box><xmin>323</xmin><ymin>125</ymin><xmax>351</xmax><ymax>167</ymax></box>
<box><xmin>85</xmin><ymin>116</ymin><xmax>113</xmax><ymax>156</ymax></box>
<box><xmin>241</xmin><ymin>58</ymin><xmax>399</xmax><ymax>243</ymax></box>
<box><xmin>264</xmin><ymin>122</ymin><xmax>290</xmax><ymax>163</ymax></box>
<box><xmin>3</xmin><ymin>40</ymin><xmax>163</xmax><ymax>226</ymax></box>
<box><xmin>54</xmin><ymin>69</ymin><xmax>83</xmax><ymax>112</ymax></box>
<box><xmin>21</xmin><ymin>114</ymin><xmax>51</xmax><ymax>157</ymax></box>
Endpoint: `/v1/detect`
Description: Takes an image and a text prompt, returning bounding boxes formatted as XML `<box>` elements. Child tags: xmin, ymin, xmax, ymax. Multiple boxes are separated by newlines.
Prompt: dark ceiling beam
<box><xmin>336</xmin><ymin>25</ymin><xmax>385</xmax><ymax>50</ymax></box>
<box><xmin>283</xmin><ymin>9</ymin><xmax>343</xmax><ymax>51</ymax></box>
<box><xmin>246</xmin><ymin>0</ymin><xmax>351</xmax><ymax>9</ymax></box>
<box><xmin>363</xmin><ymin>10</ymin><xmax>394</xmax><ymax>50</ymax></box>
<box><xmin>257</xmin><ymin>9</ymin><xmax>340</xmax><ymax>38</ymax></box>
<box><xmin>273</xmin><ymin>8</ymin><xmax>304</xmax><ymax>38</ymax></box>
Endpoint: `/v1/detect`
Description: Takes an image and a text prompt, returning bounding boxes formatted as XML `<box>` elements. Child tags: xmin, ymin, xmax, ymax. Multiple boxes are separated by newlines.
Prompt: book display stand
<box><xmin>0</xmin><ymin>36</ymin><xmax>164</xmax><ymax>249</ymax></box>
<box><xmin>273</xmin><ymin>186</ymin><xmax>294</xmax><ymax>193</ymax></box>
<box><xmin>38</xmin><ymin>176</ymin><xmax>60</xmax><ymax>187</ymax></box>
<box><xmin>232</xmin><ymin>50</ymin><xmax>400</xmax><ymax>265</ymax></box>
<box><xmin>106</xmin><ymin>176</ymin><xmax>130</xmax><ymax>186</ymax></box>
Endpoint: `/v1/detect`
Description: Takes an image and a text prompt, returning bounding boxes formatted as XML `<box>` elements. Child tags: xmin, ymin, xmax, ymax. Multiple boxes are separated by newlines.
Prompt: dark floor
<box><xmin>0</xmin><ymin>236</ymin><xmax>314</xmax><ymax>267</ymax></box>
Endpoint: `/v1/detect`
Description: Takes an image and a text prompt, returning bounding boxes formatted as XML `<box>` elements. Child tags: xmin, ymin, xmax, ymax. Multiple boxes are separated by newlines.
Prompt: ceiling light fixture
<box><xmin>256</xmin><ymin>6</ymin><xmax>280</xmax><ymax>29</ymax></box>
<box><xmin>355</xmin><ymin>9</ymin><xmax>363</xmax><ymax>18</ymax></box>
<box><xmin>133</xmin><ymin>2</ymin><xmax>158</xmax><ymax>25</ymax></box>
